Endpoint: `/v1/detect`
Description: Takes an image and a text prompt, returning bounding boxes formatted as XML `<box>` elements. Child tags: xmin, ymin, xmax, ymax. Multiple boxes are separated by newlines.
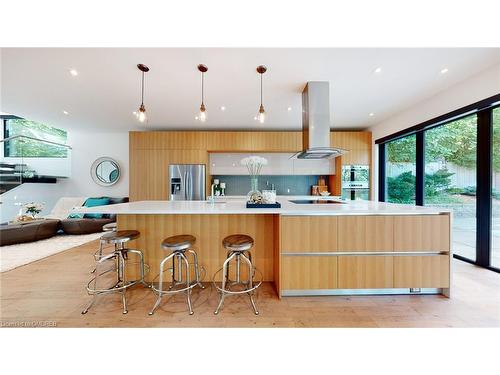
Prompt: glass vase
<box><xmin>247</xmin><ymin>176</ymin><xmax>261</xmax><ymax>201</ymax></box>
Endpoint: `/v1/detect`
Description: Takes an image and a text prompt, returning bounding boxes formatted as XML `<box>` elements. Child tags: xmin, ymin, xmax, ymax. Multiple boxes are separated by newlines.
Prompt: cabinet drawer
<box><xmin>394</xmin><ymin>255</ymin><xmax>450</xmax><ymax>288</ymax></box>
<box><xmin>281</xmin><ymin>216</ymin><xmax>338</xmax><ymax>253</ymax></box>
<box><xmin>338</xmin><ymin>256</ymin><xmax>393</xmax><ymax>289</ymax></box>
<box><xmin>338</xmin><ymin>216</ymin><xmax>393</xmax><ymax>252</ymax></box>
<box><xmin>281</xmin><ymin>256</ymin><xmax>338</xmax><ymax>290</ymax></box>
<box><xmin>394</xmin><ymin>215</ymin><xmax>450</xmax><ymax>252</ymax></box>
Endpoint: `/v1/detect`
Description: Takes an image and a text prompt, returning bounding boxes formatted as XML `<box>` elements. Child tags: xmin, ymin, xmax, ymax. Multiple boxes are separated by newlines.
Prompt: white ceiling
<box><xmin>1</xmin><ymin>48</ymin><xmax>500</xmax><ymax>132</ymax></box>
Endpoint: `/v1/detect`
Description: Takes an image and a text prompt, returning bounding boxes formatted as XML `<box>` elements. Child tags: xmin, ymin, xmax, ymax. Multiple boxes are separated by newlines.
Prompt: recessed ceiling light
<box><xmin>63</xmin><ymin>110</ymin><xmax>69</xmax><ymax>115</ymax></box>
<box><xmin>369</xmin><ymin>113</ymin><xmax>375</xmax><ymax>117</ymax></box>
<box><xmin>69</xmin><ymin>69</ymin><xmax>78</xmax><ymax>76</ymax></box>
<box><xmin>441</xmin><ymin>68</ymin><xmax>449</xmax><ymax>74</ymax></box>
<box><xmin>374</xmin><ymin>67</ymin><xmax>382</xmax><ymax>74</ymax></box>
<box><xmin>220</xmin><ymin>106</ymin><xmax>226</xmax><ymax>111</ymax></box>
<box><xmin>253</xmin><ymin>116</ymin><xmax>257</xmax><ymax>121</ymax></box>
<box><xmin>195</xmin><ymin>116</ymin><xmax>199</xmax><ymax>120</ymax></box>
<box><xmin>132</xmin><ymin>111</ymin><xmax>137</xmax><ymax>115</ymax></box>
<box><xmin>287</xmin><ymin>107</ymin><xmax>292</xmax><ymax>111</ymax></box>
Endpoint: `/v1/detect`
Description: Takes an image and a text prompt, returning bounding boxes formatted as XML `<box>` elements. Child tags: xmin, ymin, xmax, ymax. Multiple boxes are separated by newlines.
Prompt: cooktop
<box><xmin>289</xmin><ymin>200</ymin><xmax>345</xmax><ymax>204</ymax></box>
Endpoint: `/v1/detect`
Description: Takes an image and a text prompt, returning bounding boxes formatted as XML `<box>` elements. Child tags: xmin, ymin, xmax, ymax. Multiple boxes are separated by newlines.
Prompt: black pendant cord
<box><xmin>141</xmin><ymin>71</ymin><xmax>145</xmax><ymax>106</ymax></box>
<box><xmin>201</xmin><ymin>72</ymin><xmax>204</xmax><ymax>106</ymax></box>
<box><xmin>260</xmin><ymin>73</ymin><xmax>263</xmax><ymax>106</ymax></box>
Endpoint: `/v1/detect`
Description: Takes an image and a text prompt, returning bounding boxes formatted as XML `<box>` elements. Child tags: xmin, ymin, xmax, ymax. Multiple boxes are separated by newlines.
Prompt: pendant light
<box><xmin>197</xmin><ymin>64</ymin><xmax>208</xmax><ymax>122</ymax></box>
<box><xmin>135</xmin><ymin>64</ymin><xmax>149</xmax><ymax>123</ymax></box>
<box><xmin>256</xmin><ymin>65</ymin><xmax>267</xmax><ymax>124</ymax></box>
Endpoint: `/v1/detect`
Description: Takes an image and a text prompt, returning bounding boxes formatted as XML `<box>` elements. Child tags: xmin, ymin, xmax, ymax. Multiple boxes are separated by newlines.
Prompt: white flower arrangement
<box><xmin>240</xmin><ymin>155</ymin><xmax>268</xmax><ymax>176</ymax></box>
<box><xmin>24</xmin><ymin>202</ymin><xmax>44</xmax><ymax>217</ymax></box>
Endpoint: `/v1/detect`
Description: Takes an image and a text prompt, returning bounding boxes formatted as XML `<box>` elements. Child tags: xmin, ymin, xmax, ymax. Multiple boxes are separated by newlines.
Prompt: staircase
<box><xmin>0</xmin><ymin>162</ymin><xmax>56</xmax><ymax>194</ymax></box>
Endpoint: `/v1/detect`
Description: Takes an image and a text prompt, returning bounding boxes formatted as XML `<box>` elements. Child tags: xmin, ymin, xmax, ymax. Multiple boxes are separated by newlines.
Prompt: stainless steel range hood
<box><xmin>294</xmin><ymin>81</ymin><xmax>347</xmax><ymax>159</ymax></box>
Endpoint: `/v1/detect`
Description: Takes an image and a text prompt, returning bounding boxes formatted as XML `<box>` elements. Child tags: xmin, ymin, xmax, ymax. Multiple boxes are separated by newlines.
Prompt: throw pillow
<box><xmin>82</xmin><ymin>197</ymin><xmax>110</xmax><ymax>219</ymax></box>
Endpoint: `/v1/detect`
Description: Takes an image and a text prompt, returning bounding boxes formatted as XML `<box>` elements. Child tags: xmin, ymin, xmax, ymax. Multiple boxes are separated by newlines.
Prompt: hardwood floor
<box><xmin>1</xmin><ymin>240</ymin><xmax>499</xmax><ymax>328</ymax></box>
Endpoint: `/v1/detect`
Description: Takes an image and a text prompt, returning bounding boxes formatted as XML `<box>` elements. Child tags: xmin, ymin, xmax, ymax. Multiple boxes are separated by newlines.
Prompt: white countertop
<box><xmin>75</xmin><ymin>196</ymin><xmax>449</xmax><ymax>216</ymax></box>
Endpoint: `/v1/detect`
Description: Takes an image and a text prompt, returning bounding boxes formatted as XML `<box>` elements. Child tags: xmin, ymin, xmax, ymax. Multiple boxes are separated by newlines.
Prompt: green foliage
<box><xmin>385</xmin><ymin>113</ymin><xmax>500</xmax><ymax>172</ymax></box>
<box><xmin>424</xmin><ymin>169</ymin><xmax>454</xmax><ymax>198</ymax></box>
<box><xmin>5</xmin><ymin>119</ymin><xmax>68</xmax><ymax>158</ymax></box>
<box><xmin>388</xmin><ymin>168</ymin><xmax>457</xmax><ymax>204</ymax></box>
<box><xmin>387</xmin><ymin>171</ymin><xmax>415</xmax><ymax>203</ymax></box>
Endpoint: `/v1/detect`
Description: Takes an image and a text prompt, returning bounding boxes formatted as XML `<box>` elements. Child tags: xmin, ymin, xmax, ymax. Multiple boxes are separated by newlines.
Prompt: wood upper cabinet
<box><xmin>280</xmin><ymin>216</ymin><xmax>338</xmax><ymax>253</ymax></box>
<box><xmin>338</xmin><ymin>216</ymin><xmax>393</xmax><ymax>252</ymax></box>
<box><xmin>338</xmin><ymin>256</ymin><xmax>393</xmax><ymax>289</ymax></box>
<box><xmin>331</xmin><ymin>131</ymin><xmax>371</xmax><ymax>165</ymax></box>
<box><xmin>130</xmin><ymin>131</ymin><xmax>208</xmax><ymax>150</ymax></box>
<box><xmin>281</xmin><ymin>256</ymin><xmax>338</xmax><ymax>290</ymax></box>
<box><xmin>394</xmin><ymin>214</ymin><xmax>450</xmax><ymax>252</ymax></box>
<box><xmin>129</xmin><ymin>130</ymin><xmax>372</xmax><ymax>201</ymax></box>
<box><xmin>394</xmin><ymin>255</ymin><xmax>450</xmax><ymax>288</ymax></box>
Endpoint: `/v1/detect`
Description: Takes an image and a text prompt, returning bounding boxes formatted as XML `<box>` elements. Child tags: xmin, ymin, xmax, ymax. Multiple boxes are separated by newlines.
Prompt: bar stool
<box><xmin>213</xmin><ymin>234</ymin><xmax>262</xmax><ymax>315</ymax></box>
<box><xmin>149</xmin><ymin>235</ymin><xmax>204</xmax><ymax>316</ymax></box>
<box><xmin>82</xmin><ymin>230</ymin><xmax>148</xmax><ymax>315</ymax></box>
<box><xmin>91</xmin><ymin>222</ymin><xmax>118</xmax><ymax>274</ymax></box>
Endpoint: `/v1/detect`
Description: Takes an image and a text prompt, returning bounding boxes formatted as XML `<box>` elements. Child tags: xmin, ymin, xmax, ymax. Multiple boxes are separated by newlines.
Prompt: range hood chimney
<box><xmin>294</xmin><ymin>81</ymin><xmax>346</xmax><ymax>159</ymax></box>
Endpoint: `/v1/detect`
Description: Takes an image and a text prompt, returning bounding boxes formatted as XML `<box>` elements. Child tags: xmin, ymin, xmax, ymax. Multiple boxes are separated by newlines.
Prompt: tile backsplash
<box><xmin>212</xmin><ymin>175</ymin><xmax>321</xmax><ymax>196</ymax></box>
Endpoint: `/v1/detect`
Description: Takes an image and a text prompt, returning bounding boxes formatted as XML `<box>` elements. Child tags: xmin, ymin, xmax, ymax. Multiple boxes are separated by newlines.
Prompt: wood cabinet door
<box><xmin>394</xmin><ymin>255</ymin><xmax>450</xmax><ymax>288</ymax></box>
<box><xmin>338</xmin><ymin>216</ymin><xmax>393</xmax><ymax>252</ymax></box>
<box><xmin>338</xmin><ymin>256</ymin><xmax>393</xmax><ymax>289</ymax></box>
<box><xmin>394</xmin><ymin>215</ymin><xmax>450</xmax><ymax>252</ymax></box>
<box><xmin>281</xmin><ymin>216</ymin><xmax>338</xmax><ymax>253</ymax></box>
<box><xmin>281</xmin><ymin>256</ymin><xmax>338</xmax><ymax>290</ymax></box>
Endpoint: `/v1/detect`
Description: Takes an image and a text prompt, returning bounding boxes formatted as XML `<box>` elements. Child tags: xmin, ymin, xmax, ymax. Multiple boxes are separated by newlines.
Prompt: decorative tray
<box><xmin>246</xmin><ymin>202</ymin><xmax>281</xmax><ymax>208</ymax></box>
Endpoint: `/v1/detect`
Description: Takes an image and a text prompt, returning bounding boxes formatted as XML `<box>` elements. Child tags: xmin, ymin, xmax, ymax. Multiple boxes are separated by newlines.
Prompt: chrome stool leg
<box><xmin>118</xmin><ymin>250</ymin><xmax>128</xmax><ymax>314</ymax></box>
<box><xmin>241</xmin><ymin>252</ymin><xmax>259</xmax><ymax>315</ymax></box>
<box><xmin>149</xmin><ymin>252</ymin><xmax>175</xmax><ymax>315</ymax></box>
<box><xmin>214</xmin><ymin>252</ymin><xmax>237</xmax><ymax>315</ymax></box>
<box><xmin>187</xmin><ymin>248</ymin><xmax>204</xmax><ymax>289</ymax></box>
<box><xmin>180</xmin><ymin>252</ymin><xmax>194</xmax><ymax>315</ymax></box>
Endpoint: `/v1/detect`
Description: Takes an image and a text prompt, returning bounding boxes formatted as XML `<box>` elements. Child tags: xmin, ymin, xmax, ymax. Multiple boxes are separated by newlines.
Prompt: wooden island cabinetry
<box><xmin>278</xmin><ymin>213</ymin><xmax>451</xmax><ymax>297</ymax></box>
<box><xmin>82</xmin><ymin>199</ymin><xmax>451</xmax><ymax>299</ymax></box>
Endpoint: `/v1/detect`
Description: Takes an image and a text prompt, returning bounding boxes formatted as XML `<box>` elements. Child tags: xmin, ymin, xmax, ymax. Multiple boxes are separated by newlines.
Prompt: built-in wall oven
<box><xmin>341</xmin><ymin>165</ymin><xmax>370</xmax><ymax>200</ymax></box>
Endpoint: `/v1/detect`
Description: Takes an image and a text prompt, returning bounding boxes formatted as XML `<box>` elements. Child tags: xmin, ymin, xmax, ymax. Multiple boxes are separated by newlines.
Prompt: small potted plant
<box><xmin>24</xmin><ymin>202</ymin><xmax>44</xmax><ymax>219</ymax></box>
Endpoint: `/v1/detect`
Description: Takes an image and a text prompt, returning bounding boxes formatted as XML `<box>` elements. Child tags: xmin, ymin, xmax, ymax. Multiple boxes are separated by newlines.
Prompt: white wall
<box><xmin>369</xmin><ymin>63</ymin><xmax>500</xmax><ymax>200</ymax></box>
<box><xmin>58</xmin><ymin>129</ymin><xmax>129</xmax><ymax>197</ymax></box>
<box><xmin>0</xmin><ymin>129</ymin><xmax>129</xmax><ymax>222</ymax></box>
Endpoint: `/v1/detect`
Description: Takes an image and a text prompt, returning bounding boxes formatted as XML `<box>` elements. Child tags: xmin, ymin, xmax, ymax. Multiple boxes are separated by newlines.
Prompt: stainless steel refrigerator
<box><xmin>169</xmin><ymin>164</ymin><xmax>206</xmax><ymax>200</ymax></box>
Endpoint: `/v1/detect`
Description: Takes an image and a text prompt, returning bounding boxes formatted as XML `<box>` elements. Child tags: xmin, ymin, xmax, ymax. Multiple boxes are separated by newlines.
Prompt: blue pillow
<box><xmin>83</xmin><ymin>197</ymin><xmax>110</xmax><ymax>219</ymax></box>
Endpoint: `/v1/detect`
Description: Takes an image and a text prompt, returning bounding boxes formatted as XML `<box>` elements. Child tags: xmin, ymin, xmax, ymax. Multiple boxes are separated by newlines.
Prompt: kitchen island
<box><xmin>79</xmin><ymin>197</ymin><xmax>451</xmax><ymax>298</ymax></box>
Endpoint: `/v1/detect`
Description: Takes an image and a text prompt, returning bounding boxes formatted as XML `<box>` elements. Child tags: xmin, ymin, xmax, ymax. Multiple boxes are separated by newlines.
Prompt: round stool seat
<box><xmin>102</xmin><ymin>222</ymin><xmax>117</xmax><ymax>232</ymax></box>
<box><xmin>161</xmin><ymin>234</ymin><xmax>196</xmax><ymax>252</ymax></box>
<box><xmin>222</xmin><ymin>234</ymin><xmax>253</xmax><ymax>251</ymax></box>
<box><xmin>101</xmin><ymin>230</ymin><xmax>140</xmax><ymax>244</ymax></box>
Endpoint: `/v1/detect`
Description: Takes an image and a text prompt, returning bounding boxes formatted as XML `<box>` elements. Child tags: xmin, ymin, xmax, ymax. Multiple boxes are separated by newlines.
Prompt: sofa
<box><xmin>0</xmin><ymin>197</ymin><xmax>128</xmax><ymax>246</ymax></box>
<box><xmin>0</xmin><ymin>219</ymin><xmax>60</xmax><ymax>246</ymax></box>
<box><xmin>59</xmin><ymin>196</ymin><xmax>128</xmax><ymax>235</ymax></box>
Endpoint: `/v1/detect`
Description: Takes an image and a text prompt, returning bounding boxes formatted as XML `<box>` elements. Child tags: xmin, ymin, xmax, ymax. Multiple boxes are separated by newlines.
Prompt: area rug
<box><xmin>0</xmin><ymin>233</ymin><xmax>102</xmax><ymax>272</ymax></box>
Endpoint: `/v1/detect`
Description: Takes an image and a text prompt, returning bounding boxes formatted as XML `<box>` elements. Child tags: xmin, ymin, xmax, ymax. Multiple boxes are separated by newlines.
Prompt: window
<box><xmin>424</xmin><ymin>114</ymin><xmax>477</xmax><ymax>261</ymax></box>
<box><xmin>385</xmin><ymin>135</ymin><xmax>416</xmax><ymax>204</ymax></box>
<box><xmin>376</xmin><ymin>94</ymin><xmax>500</xmax><ymax>272</ymax></box>
<box><xmin>492</xmin><ymin>107</ymin><xmax>500</xmax><ymax>268</ymax></box>
<box><xmin>3</xmin><ymin>118</ymin><xmax>68</xmax><ymax>158</ymax></box>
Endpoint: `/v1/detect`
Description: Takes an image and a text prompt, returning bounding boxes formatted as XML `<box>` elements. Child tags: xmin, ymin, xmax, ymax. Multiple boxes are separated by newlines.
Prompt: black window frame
<box><xmin>376</xmin><ymin>93</ymin><xmax>500</xmax><ymax>273</ymax></box>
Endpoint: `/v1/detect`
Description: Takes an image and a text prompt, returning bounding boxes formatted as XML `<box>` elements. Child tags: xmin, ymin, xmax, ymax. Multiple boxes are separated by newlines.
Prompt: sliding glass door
<box><xmin>385</xmin><ymin>135</ymin><xmax>416</xmax><ymax>204</ymax></box>
<box><xmin>424</xmin><ymin>115</ymin><xmax>477</xmax><ymax>261</ymax></box>
<box><xmin>377</xmin><ymin>95</ymin><xmax>500</xmax><ymax>272</ymax></box>
<box><xmin>492</xmin><ymin>107</ymin><xmax>500</xmax><ymax>268</ymax></box>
